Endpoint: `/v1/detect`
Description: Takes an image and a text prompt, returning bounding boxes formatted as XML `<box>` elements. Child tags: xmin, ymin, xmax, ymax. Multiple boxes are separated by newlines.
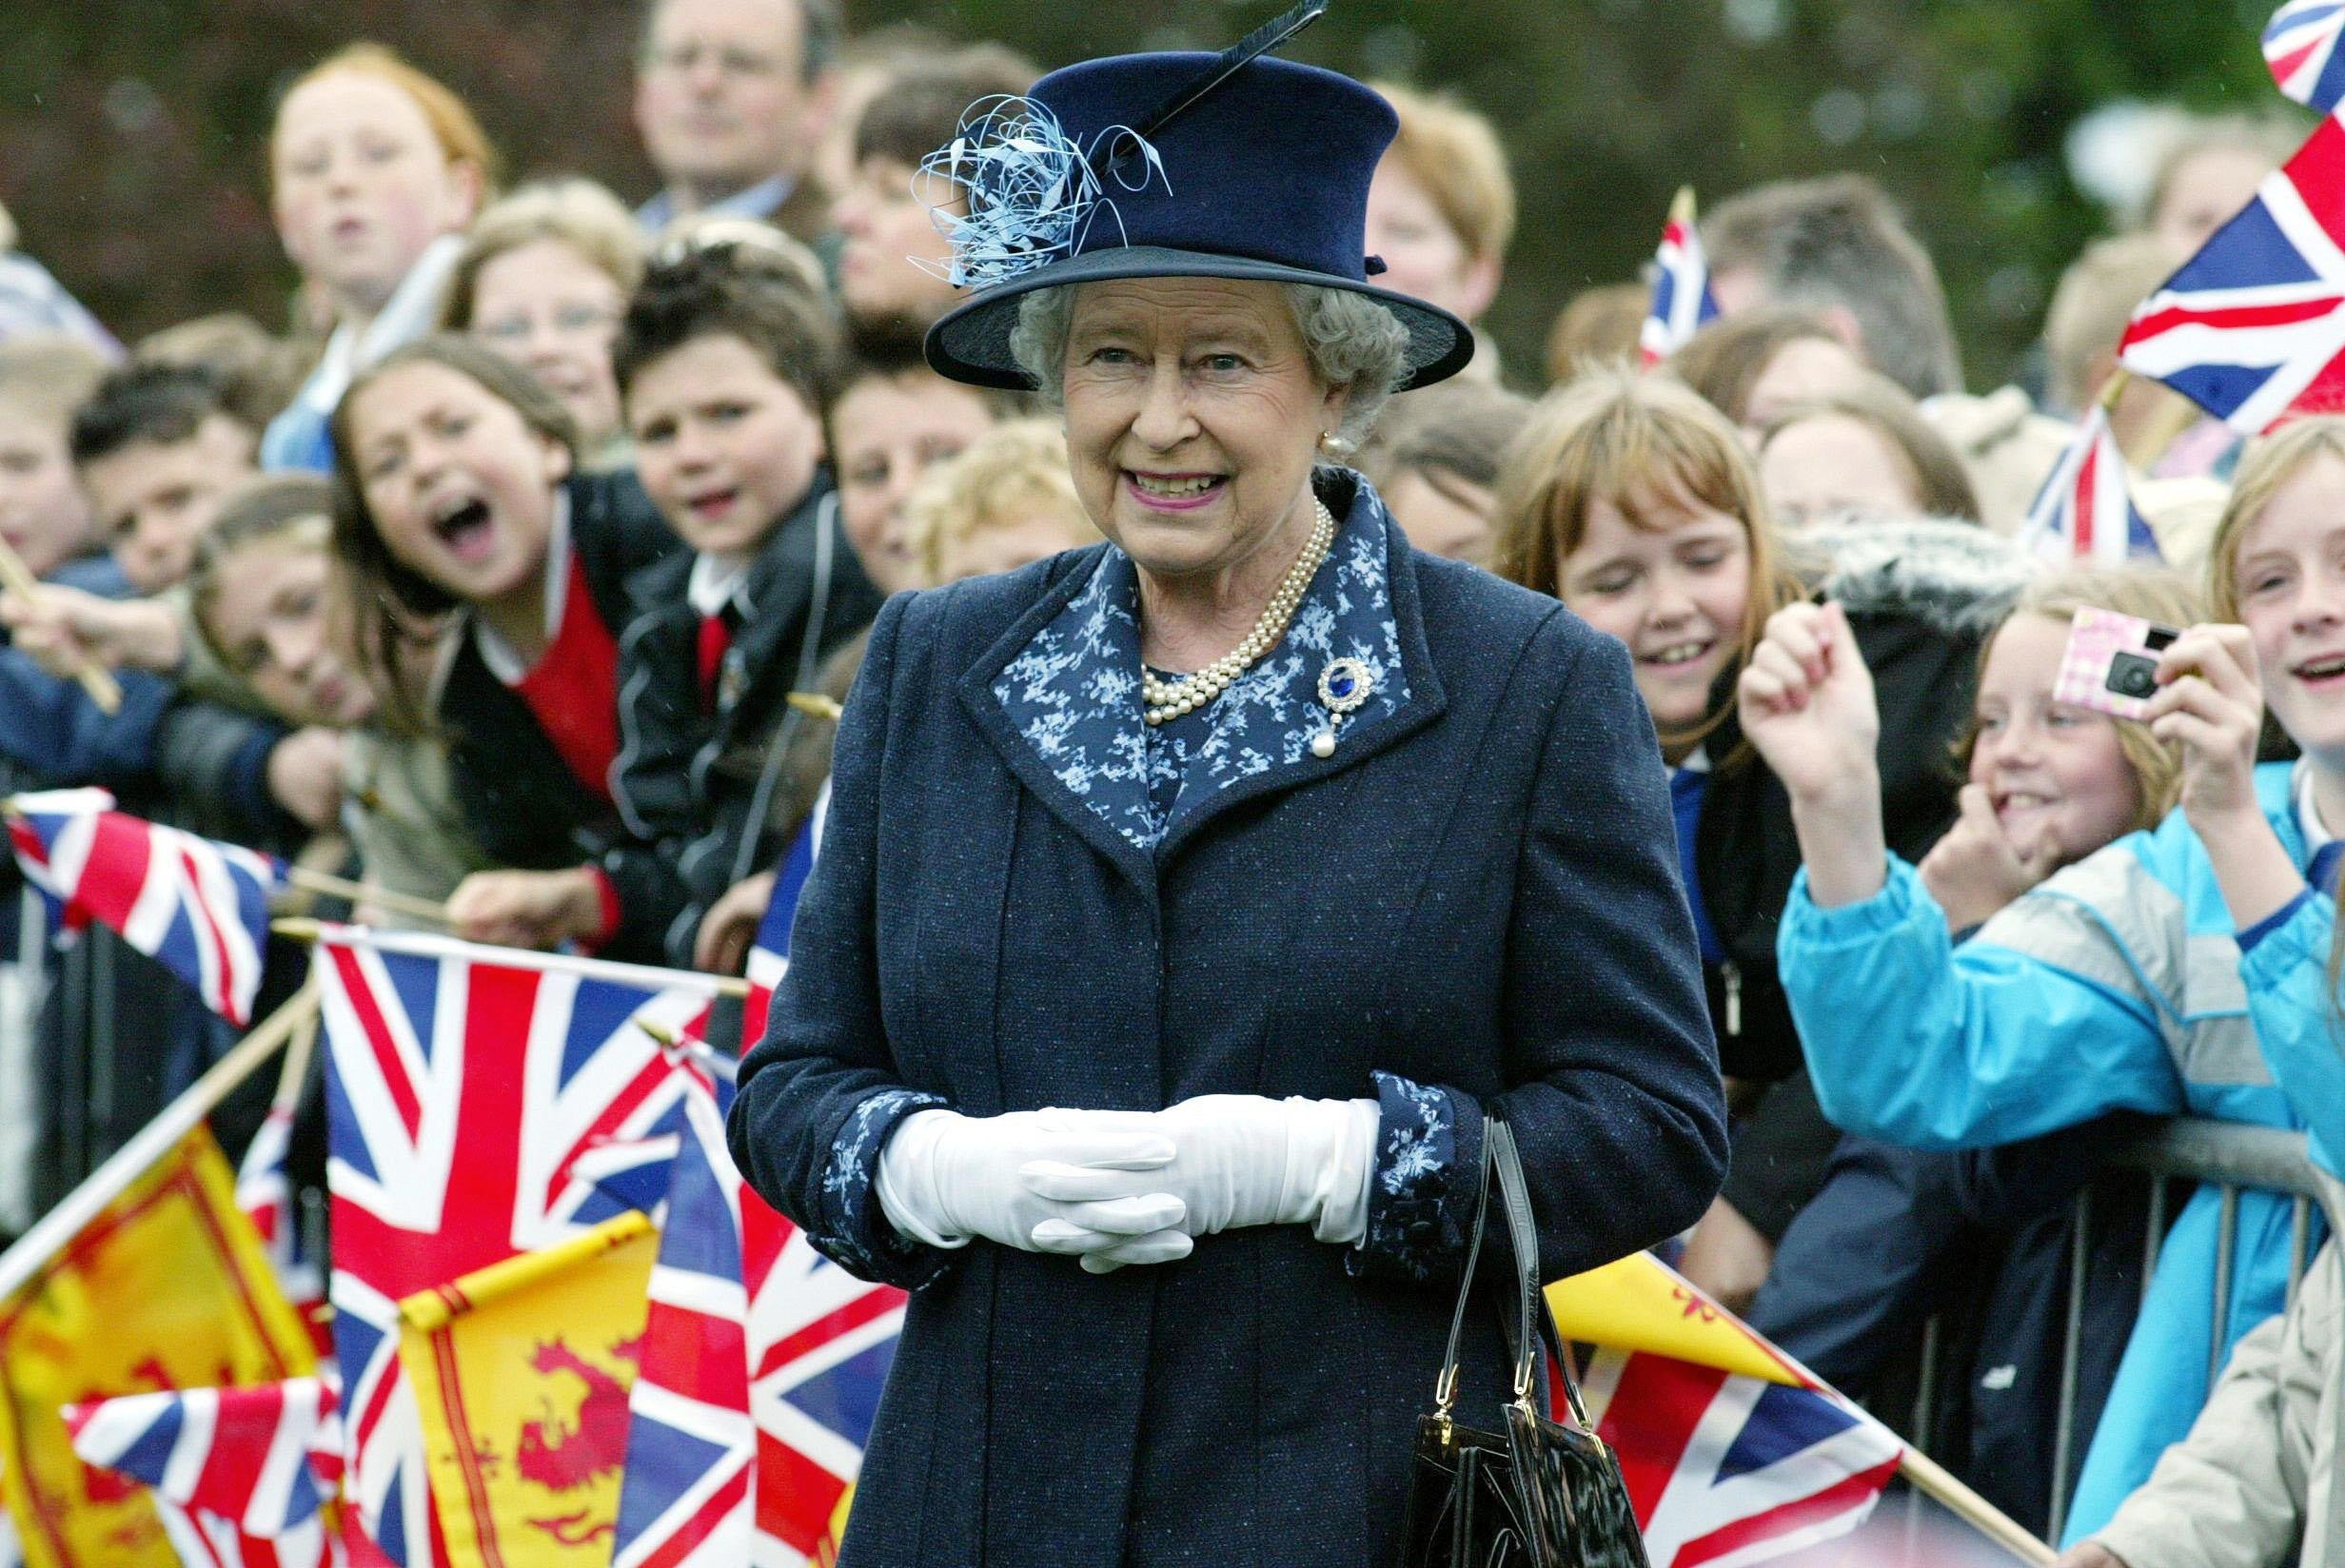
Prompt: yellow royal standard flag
<box><xmin>0</xmin><ymin>1127</ymin><xmax>316</xmax><ymax>1568</ymax></box>
<box><xmin>398</xmin><ymin>1211</ymin><xmax>657</xmax><ymax>1568</ymax></box>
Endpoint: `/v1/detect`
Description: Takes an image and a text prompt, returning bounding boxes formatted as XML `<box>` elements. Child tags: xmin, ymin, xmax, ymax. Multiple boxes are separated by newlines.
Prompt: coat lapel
<box><xmin>1155</xmin><ymin>494</ymin><xmax>1448</xmax><ymax>860</ymax></box>
<box><xmin>956</xmin><ymin>545</ymin><xmax>1159</xmax><ymax>892</ymax></box>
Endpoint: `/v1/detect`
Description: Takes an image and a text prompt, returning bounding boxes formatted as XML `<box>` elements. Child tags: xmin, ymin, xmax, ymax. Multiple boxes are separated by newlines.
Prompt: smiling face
<box><xmin>1970</xmin><ymin>612</ymin><xmax>2141</xmax><ymax>868</ymax></box>
<box><xmin>1759</xmin><ymin>412</ymin><xmax>1922</xmax><ymax>527</ymax></box>
<box><xmin>834</xmin><ymin>155</ymin><xmax>958</xmax><ymax>332</ymax></box>
<box><xmin>346</xmin><ymin>361</ymin><xmax>571</xmax><ymax>608</ymax></box>
<box><xmin>84</xmin><ymin>416</ymin><xmax>259</xmax><ymax>595</ymax></box>
<box><xmin>1558</xmin><ymin>483</ymin><xmax>1753</xmax><ymax>743</ymax></box>
<box><xmin>2233</xmin><ymin>451</ymin><xmax>2345</xmax><ymax>767</ymax></box>
<box><xmin>1059</xmin><ymin>278</ymin><xmax>1346</xmax><ymax>583</ymax></box>
<box><xmin>626</xmin><ymin>333</ymin><xmax>824</xmax><ymax>560</ymax></box>
<box><xmin>635</xmin><ymin>0</ymin><xmax>817</xmax><ymax>198</ymax></box>
<box><xmin>831</xmin><ymin>368</ymin><xmax>997</xmax><ymax>594</ymax></box>
<box><xmin>272</xmin><ymin>70</ymin><xmax>479</xmax><ymax>320</ymax></box>
<box><xmin>467</xmin><ymin>241</ymin><xmax>628</xmax><ymax>455</ymax></box>
<box><xmin>203</xmin><ymin>536</ymin><xmax>377</xmax><ymax>728</ymax></box>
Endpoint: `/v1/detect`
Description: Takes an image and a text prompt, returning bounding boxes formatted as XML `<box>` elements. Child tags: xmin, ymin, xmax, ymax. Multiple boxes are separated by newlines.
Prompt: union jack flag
<box><xmin>314</xmin><ymin>927</ymin><xmax>724</xmax><ymax>1566</ymax></box>
<box><xmin>1583</xmin><ymin>1348</ymin><xmax>1903</xmax><ymax>1567</ymax></box>
<box><xmin>2117</xmin><ymin>113</ymin><xmax>2345</xmax><ymax>433</ymax></box>
<box><xmin>614</xmin><ymin>1060</ymin><xmax>757</xmax><ymax>1566</ymax></box>
<box><xmin>2268</xmin><ymin>1</ymin><xmax>2345</xmax><ymax>113</ymax></box>
<box><xmin>2017</xmin><ymin>405</ymin><xmax>2163</xmax><ymax>563</ymax></box>
<box><xmin>64</xmin><ymin>1376</ymin><xmax>342</xmax><ymax>1568</ymax></box>
<box><xmin>615</xmin><ymin>1026</ymin><xmax>901</xmax><ymax>1567</ymax></box>
<box><xmin>4</xmin><ymin>788</ymin><xmax>281</xmax><ymax>1026</ymax></box>
<box><xmin>741</xmin><ymin>787</ymin><xmax>827</xmax><ymax>1049</ymax></box>
<box><xmin>1640</xmin><ymin>186</ymin><xmax>1721</xmax><ymax>367</ymax></box>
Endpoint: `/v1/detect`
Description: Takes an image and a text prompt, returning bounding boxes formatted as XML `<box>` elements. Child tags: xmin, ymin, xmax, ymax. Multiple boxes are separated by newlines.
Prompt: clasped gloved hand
<box><xmin>1020</xmin><ymin>1094</ymin><xmax>1380</xmax><ymax>1273</ymax></box>
<box><xmin>875</xmin><ymin>1107</ymin><xmax>1195</xmax><ymax>1266</ymax></box>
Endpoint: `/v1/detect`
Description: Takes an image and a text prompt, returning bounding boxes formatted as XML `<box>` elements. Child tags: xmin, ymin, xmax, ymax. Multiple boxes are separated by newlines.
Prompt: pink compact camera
<box><xmin>2054</xmin><ymin>606</ymin><xmax>2182</xmax><ymax>720</ymax></box>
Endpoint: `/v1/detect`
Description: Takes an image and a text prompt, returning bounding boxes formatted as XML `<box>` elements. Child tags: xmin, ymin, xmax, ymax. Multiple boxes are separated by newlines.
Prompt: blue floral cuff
<box><xmin>814</xmin><ymin>1088</ymin><xmax>954</xmax><ymax>1287</ymax></box>
<box><xmin>1350</xmin><ymin>1070</ymin><xmax>1486</xmax><ymax>1284</ymax></box>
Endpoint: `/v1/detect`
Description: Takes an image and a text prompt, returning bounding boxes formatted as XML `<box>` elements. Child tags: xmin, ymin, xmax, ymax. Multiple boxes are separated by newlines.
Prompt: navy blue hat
<box><xmin>919</xmin><ymin>52</ymin><xmax>1474</xmax><ymax>392</ymax></box>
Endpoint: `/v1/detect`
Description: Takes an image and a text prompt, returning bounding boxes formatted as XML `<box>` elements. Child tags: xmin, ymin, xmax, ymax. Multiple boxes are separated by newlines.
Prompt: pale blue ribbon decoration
<box><xmin>912</xmin><ymin>95</ymin><xmax>1172</xmax><ymax>289</ymax></box>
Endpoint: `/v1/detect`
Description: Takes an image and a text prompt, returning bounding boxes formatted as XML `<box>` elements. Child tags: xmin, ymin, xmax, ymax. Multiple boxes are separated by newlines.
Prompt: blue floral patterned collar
<box><xmin>990</xmin><ymin>475</ymin><xmax>1413</xmax><ymax>853</ymax></box>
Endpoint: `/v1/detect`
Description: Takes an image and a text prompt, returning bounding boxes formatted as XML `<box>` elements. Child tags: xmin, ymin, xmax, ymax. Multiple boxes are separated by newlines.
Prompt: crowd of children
<box><xmin>1</xmin><ymin>10</ymin><xmax>2342</xmax><ymax>1565</ymax></box>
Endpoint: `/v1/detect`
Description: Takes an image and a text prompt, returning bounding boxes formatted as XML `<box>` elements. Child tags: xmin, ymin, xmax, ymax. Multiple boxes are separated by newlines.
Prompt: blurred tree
<box><xmin>0</xmin><ymin>0</ymin><xmax>2290</xmax><ymax>390</ymax></box>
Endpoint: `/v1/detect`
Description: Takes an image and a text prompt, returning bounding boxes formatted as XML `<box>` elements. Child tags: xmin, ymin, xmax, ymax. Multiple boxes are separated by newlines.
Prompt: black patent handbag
<box><xmin>1395</xmin><ymin>1120</ymin><xmax>1651</xmax><ymax>1568</ymax></box>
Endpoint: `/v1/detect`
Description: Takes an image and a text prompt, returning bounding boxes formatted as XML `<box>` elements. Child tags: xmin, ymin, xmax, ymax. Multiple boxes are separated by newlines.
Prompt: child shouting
<box><xmin>607</xmin><ymin>244</ymin><xmax>883</xmax><ymax>966</ymax></box>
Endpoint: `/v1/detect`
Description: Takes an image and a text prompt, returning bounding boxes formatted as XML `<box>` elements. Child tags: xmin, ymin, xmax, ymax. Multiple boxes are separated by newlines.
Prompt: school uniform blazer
<box><xmin>729</xmin><ymin>480</ymin><xmax>1727</xmax><ymax>1568</ymax></box>
<box><xmin>608</xmin><ymin>476</ymin><xmax>883</xmax><ymax>963</ymax></box>
<box><xmin>436</xmin><ymin>468</ymin><xmax>680</xmax><ymax>958</ymax></box>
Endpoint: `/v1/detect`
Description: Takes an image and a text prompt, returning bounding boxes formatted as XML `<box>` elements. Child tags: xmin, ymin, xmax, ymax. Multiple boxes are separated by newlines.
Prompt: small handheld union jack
<box><xmin>66</xmin><ymin>1376</ymin><xmax>343</xmax><ymax>1568</ymax></box>
<box><xmin>1638</xmin><ymin>186</ymin><xmax>1721</xmax><ymax>367</ymax></box>
<box><xmin>2268</xmin><ymin>0</ymin><xmax>2345</xmax><ymax>113</ymax></box>
<box><xmin>4</xmin><ymin>788</ymin><xmax>283</xmax><ymax>1026</ymax></box>
<box><xmin>2017</xmin><ymin>403</ymin><xmax>2163</xmax><ymax>563</ymax></box>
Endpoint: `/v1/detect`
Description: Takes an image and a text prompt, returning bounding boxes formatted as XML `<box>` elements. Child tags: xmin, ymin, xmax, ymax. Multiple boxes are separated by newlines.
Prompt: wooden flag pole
<box><xmin>1897</xmin><ymin>1446</ymin><xmax>2057</xmax><ymax>1564</ymax></box>
<box><xmin>0</xmin><ymin>536</ymin><xmax>123</xmax><ymax>715</ymax></box>
<box><xmin>281</xmin><ymin>864</ymin><xmax>450</xmax><ymax>927</ymax></box>
<box><xmin>0</xmin><ymin>978</ymin><xmax>320</xmax><ymax>1304</ymax></box>
<box><xmin>785</xmin><ymin>691</ymin><xmax>843</xmax><ymax>722</ymax></box>
<box><xmin>1667</xmin><ymin>183</ymin><xmax>1698</xmax><ymax>229</ymax></box>
<box><xmin>268</xmin><ymin>916</ymin><xmax>755</xmax><ymax>999</ymax></box>
<box><xmin>268</xmin><ymin>1005</ymin><xmax>320</xmax><ymax>1113</ymax></box>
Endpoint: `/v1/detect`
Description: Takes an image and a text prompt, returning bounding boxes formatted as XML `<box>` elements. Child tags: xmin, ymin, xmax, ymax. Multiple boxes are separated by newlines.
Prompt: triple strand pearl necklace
<box><xmin>1141</xmin><ymin>498</ymin><xmax>1336</xmax><ymax>727</ymax></box>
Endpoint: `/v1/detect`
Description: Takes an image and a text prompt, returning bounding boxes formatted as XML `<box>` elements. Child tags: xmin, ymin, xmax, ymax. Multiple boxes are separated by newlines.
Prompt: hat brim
<box><xmin>922</xmin><ymin>245</ymin><xmax>1475</xmax><ymax>393</ymax></box>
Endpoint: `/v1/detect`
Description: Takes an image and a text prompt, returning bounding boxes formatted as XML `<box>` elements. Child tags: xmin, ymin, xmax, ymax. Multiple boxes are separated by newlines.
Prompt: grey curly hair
<box><xmin>1007</xmin><ymin>282</ymin><xmax>1410</xmax><ymax>449</ymax></box>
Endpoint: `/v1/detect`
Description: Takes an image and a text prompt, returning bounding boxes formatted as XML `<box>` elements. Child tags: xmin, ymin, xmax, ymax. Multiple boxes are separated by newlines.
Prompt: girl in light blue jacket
<box><xmin>1743</xmin><ymin>416</ymin><xmax>2345</xmax><ymax>1547</ymax></box>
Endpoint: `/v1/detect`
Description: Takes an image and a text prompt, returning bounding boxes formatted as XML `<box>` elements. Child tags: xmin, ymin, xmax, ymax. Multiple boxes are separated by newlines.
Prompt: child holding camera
<box><xmin>1746</xmin><ymin>417</ymin><xmax>2345</xmax><ymax>1546</ymax></box>
<box><xmin>1746</xmin><ymin>563</ymin><xmax>2198</xmax><ymax>1533</ymax></box>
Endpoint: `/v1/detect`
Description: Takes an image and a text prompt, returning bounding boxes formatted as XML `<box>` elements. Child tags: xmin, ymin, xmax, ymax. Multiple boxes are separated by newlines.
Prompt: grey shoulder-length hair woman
<box><xmin>728</xmin><ymin>42</ymin><xmax>1726</xmax><ymax>1568</ymax></box>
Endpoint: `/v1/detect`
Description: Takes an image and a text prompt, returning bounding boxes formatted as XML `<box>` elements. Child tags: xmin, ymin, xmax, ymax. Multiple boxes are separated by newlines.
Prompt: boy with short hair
<box><xmin>605</xmin><ymin>243</ymin><xmax>883</xmax><ymax>967</ymax></box>
<box><xmin>71</xmin><ymin>362</ymin><xmax>260</xmax><ymax>595</ymax></box>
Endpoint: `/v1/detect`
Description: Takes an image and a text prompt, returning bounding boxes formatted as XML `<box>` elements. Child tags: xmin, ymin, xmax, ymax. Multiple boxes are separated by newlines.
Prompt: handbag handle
<box><xmin>1431</xmin><ymin>1117</ymin><xmax>1596</xmax><ymax>1435</ymax></box>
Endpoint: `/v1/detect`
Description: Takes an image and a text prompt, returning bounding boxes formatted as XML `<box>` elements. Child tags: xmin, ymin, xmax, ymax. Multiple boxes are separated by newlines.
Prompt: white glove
<box><xmin>874</xmin><ymin>1107</ymin><xmax>1194</xmax><ymax>1264</ymax></box>
<box><xmin>1021</xmin><ymin>1095</ymin><xmax>1379</xmax><ymax>1272</ymax></box>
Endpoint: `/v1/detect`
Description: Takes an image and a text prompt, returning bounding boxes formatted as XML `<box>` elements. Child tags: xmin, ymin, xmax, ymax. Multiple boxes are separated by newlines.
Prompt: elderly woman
<box><xmin>728</xmin><ymin>48</ymin><xmax>1725</xmax><ymax>1568</ymax></box>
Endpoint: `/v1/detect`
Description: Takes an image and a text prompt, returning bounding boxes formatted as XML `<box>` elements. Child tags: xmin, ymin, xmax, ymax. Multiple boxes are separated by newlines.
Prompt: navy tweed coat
<box><xmin>729</xmin><ymin>477</ymin><xmax>1726</xmax><ymax>1568</ymax></box>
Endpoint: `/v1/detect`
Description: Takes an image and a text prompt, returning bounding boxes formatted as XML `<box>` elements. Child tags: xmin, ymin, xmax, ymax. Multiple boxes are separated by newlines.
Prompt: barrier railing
<box><xmin>1905</xmin><ymin>1117</ymin><xmax>2339</xmax><ymax>1545</ymax></box>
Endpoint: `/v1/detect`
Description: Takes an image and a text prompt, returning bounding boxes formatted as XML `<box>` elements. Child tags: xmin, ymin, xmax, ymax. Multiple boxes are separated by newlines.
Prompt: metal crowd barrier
<box><xmin>1905</xmin><ymin>1117</ymin><xmax>2341</xmax><ymax>1545</ymax></box>
<box><xmin>1</xmin><ymin>885</ymin><xmax>176</xmax><ymax>1234</ymax></box>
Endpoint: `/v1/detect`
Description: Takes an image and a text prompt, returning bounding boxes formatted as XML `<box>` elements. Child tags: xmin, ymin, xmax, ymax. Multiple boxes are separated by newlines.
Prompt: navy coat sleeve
<box><xmin>728</xmin><ymin>594</ymin><xmax>952</xmax><ymax>1289</ymax></box>
<box><xmin>1356</xmin><ymin>617</ymin><xmax>1726</xmax><ymax>1285</ymax></box>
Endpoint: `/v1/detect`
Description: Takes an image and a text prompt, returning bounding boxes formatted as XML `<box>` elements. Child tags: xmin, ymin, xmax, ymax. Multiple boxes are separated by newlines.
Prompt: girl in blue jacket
<box><xmin>1744</xmin><ymin>415</ymin><xmax>2345</xmax><ymax>1545</ymax></box>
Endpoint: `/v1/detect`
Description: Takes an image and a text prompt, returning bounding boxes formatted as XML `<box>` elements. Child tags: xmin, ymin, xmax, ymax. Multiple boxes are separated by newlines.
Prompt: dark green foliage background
<box><xmin>0</xmin><ymin>1</ymin><xmax>2293</xmax><ymax>389</ymax></box>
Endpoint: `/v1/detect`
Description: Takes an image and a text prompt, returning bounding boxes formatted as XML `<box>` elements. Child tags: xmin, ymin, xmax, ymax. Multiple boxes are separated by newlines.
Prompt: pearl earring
<box><xmin>1318</xmin><ymin>430</ymin><xmax>1355</xmax><ymax>460</ymax></box>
